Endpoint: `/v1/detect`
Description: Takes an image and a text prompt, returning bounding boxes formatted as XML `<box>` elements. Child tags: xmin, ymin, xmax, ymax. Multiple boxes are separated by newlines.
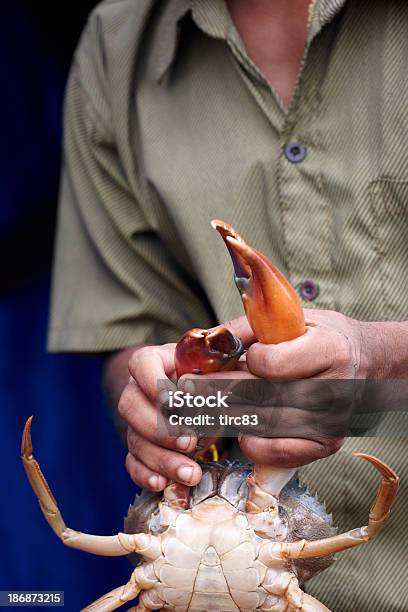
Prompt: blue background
<box><xmin>1</xmin><ymin>3</ymin><xmax>137</xmax><ymax>609</ymax></box>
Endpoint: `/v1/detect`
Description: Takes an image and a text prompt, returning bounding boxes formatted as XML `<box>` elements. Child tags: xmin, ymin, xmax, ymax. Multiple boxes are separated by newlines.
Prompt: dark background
<box><xmin>1</xmin><ymin>2</ymin><xmax>137</xmax><ymax>609</ymax></box>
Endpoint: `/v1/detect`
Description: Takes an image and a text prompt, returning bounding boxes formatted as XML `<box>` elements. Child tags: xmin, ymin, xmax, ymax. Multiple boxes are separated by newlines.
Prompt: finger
<box><xmin>128</xmin><ymin>344</ymin><xmax>176</xmax><ymax>401</ymax></box>
<box><xmin>246</xmin><ymin>325</ymin><xmax>334</xmax><ymax>379</ymax></box>
<box><xmin>180</xmin><ymin>368</ymin><xmax>258</xmax><ymax>381</ymax></box>
<box><xmin>127</xmin><ymin>429</ymin><xmax>202</xmax><ymax>486</ymax></box>
<box><xmin>221</xmin><ymin>316</ymin><xmax>256</xmax><ymax>348</ymax></box>
<box><xmin>118</xmin><ymin>380</ymin><xmax>197</xmax><ymax>453</ymax></box>
<box><xmin>238</xmin><ymin>434</ymin><xmax>344</xmax><ymax>468</ymax></box>
<box><xmin>125</xmin><ymin>453</ymin><xmax>168</xmax><ymax>491</ymax></box>
<box><xmin>178</xmin><ymin>368</ymin><xmax>259</xmax><ymax>394</ymax></box>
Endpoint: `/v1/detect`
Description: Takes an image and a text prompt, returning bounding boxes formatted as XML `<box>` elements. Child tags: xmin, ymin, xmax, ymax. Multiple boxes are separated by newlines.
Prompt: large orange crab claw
<box><xmin>211</xmin><ymin>220</ymin><xmax>306</xmax><ymax>344</ymax></box>
<box><xmin>175</xmin><ymin>327</ymin><xmax>244</xmax><ymax>378</ymax></box>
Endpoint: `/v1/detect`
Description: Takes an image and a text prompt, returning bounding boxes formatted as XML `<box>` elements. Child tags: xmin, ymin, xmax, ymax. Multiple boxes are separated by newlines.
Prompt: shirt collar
<box><xmin>309</xmin><ymin>0</ymin><xmax>348</xmax><ymax>38</ymax></box>
<box><xmin>152</xmin><ymin>0</ymin><xmax>191</xmax><ymax>83</ymax></box>
<box><xmin>153</xmin><ymin>0</ymin><xmax>348</xmax><ymax>84</ymax></box>
<box><xmin>317</xmin><ymin>0</ymin><xmax>348</xmax><ymax>25</ymax></box>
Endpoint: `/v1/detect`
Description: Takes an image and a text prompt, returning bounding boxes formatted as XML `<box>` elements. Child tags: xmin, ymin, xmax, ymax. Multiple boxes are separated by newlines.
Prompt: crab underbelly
<box><xmin>153</xmin><ymin>497</ymin><xmax>293</xmax><ymax>611</ymax></box>
<box><xmin>157</xmin><ymin>537</ymin><xmax>284</xmax><ymax>612</ymax></box>
<box><xmin>159</xmin><ymin>552</ymin><xmax>268</xmax><ymax>611</ymax></box>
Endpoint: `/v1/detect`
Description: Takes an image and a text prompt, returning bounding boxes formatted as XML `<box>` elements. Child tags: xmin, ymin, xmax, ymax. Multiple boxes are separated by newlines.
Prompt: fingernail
<box><xmin>148</xmin><ymin>475</ymin><xmax>159</xmax><ymax>489</ymax></box>
<box><xmin>177</xmin><ymin>465</ymin><xmax>194</xmax><ymax>483</ymax></box>
<box><xmin>148</xmin><ymin>474</ymin><xmax>166</xmax><ymax>490</ymax></box>
<box><xmin>181</xmin><ymin>379</ymin><xmax>196</xmax><ymax>395</ymax></box>
<box><xmin>176</xmin><ymin>436</ymin><xmax>191</xmax><ymax>450</ymax></box>
<box><xmin>158</xmin><ymin>390</ymin><xmax>170</xmax><ymax>405</ymax></box>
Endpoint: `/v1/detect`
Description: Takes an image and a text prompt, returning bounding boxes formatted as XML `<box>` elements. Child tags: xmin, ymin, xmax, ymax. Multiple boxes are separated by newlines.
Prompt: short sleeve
<box><xmin>47</xmin><ymin>59</ymin><xmax>214</xmax><ymax>352</ymax></box>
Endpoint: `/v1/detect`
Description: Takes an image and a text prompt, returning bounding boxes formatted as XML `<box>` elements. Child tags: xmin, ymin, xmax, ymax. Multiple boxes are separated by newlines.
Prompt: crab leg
<box><xmin>259</xmin><ymin>454</ymin><xmax>399</xmax><ymax>564</ymax></box>
<box><xmin>126</xmin><ymin>605</ymin><xmax>157</xmax><ymax>612</ymax></box>
<box><xmin>21</xmin><ymin>417</ymin><xmax>161</xmax><ymax>559</ymax></box>
<box><xmin>81</xmin><ymin>584</ymin><xmax>141</xmax><ymax>612</ymax></box>
<box><xmin>246</xmin><ymin>464</ymin><xmax>296</xmax><ymax>512</ymax></box>
<box><xmin>82</xmin><ymin>563</ymin><xmax>160</xmax><ymax>612</ymax></box>
<box><xmin>301</xmin><ymin>593</ymin><xmax>330</xmax><ymax>611</ymax></box>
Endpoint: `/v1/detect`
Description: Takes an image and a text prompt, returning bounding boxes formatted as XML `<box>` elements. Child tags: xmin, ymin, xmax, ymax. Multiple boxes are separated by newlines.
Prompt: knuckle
<box><xmin>118</xmin><ymin>386</ymin><xmax>134</xmax><ymax>419</ymax></box>
<box><xmin>125</xmin><ymin>453</ymin><xmax>136</xmax><ymax>477</ymax></box>
<box><xmin>129</xmin><ymin>345</ymin><xmax>157</xmax><ymax>374</ymax></box>
<box><xmin>157</xmin><ymin>455</ymin><xmax>172</xmax><ymax>477</ymax></box>
<box><xmin>127</xmin><ymin>430</ymin><xmax>143</xmax><ymax>457</ymax></box>
<box><xmin>158</xmin><ymin>433</ymin><xmax>174</xmax><ymax>449</ymax></box>
<box><xmin>126</xmin><ymin>464</ymin><xmax>142</xmax><ymax>487</ymax></box>
<box><xmin>128</xmin><ymin>349</ymin><xmax>142</xmax><ymax>373</ymax></box>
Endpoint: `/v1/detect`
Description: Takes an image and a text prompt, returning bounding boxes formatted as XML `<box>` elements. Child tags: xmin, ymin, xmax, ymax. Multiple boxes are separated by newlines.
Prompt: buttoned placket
<box><xmin>221</xmin><ymin>8</ymin><xmax>343</xmax><ymax>311</ymax></box>
<box><xmin>278</xmin><ymin>20</ymin><xmax>341</xmax><ymax>312</ymax></box>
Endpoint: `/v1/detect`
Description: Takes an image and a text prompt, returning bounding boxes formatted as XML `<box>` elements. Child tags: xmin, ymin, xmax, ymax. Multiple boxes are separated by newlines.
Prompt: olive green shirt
<box><xmin>49</xmin><ymin>1</ymin><xmax>408</xmax><ymax>609</ymax></box>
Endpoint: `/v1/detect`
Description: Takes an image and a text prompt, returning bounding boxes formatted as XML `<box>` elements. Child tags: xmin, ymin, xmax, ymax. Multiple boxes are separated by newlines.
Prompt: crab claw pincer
<box><xmin>175</xmin><ymin>327</ymin><xmax>244</xmax><ymax>378</ymax></box>
<box><xmin>211</xmin><ymin>220</ymin><xmax>306</xmax><ymax>344</ymax></box>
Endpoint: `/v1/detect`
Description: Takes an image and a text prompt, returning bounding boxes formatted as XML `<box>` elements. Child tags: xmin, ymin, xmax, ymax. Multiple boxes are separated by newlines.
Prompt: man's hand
<box><xmin>108</xmin><ymin>318</ymin><xmax>254</xmax><ymax>492</ymax></box>
<box><xmin>181</xmin><ymin>310</ymin><xmax>367</xmax><ymax>468</ymax></box>
<box><xmin>118</xmin><ymin>343</ymin><xmax>201</xmax><ymax>492</ymax></box>
<box><xmin>232</xmin><ymin>310</ymin><xmax>408</xmax><ymax>466</ymax></box>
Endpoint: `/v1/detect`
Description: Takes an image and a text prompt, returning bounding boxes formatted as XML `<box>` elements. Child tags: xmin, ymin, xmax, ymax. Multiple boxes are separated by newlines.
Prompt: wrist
<box><xmin>358</xmin><ymin>320</ymin><xmax>408</xmax><ymax>378</ymax></box>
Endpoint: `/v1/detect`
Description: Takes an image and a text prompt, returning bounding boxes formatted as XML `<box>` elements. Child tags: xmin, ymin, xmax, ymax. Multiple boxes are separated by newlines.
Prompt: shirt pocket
<box><xmin>369</xmin><ymin>177</ymin><xmax>408</xmax><ymax>319</ymax></box>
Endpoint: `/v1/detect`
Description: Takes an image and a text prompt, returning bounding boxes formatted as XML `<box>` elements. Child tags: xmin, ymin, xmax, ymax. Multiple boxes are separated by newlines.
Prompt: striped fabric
<box><xmin>49</xmin><ymin>0</ymin><xmax>408</xmax><ymax>609</ymax></box>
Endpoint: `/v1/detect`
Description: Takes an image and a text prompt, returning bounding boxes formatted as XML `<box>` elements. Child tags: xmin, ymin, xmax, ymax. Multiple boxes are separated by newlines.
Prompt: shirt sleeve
<box><xmin>47</xmin><ymin>52</ymin><xmax>214</xmax><ymax>352</ymax></box>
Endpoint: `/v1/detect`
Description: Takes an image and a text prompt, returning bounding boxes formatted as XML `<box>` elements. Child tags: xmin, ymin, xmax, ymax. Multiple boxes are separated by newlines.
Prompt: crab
<box><xmin>21</xmin><ymin>221</ymin><xmax>399</xmax><ymax>611</ymax></box>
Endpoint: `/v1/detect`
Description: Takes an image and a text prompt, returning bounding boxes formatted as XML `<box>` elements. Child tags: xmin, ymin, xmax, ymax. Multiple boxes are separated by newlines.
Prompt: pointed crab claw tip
<box><xmin>210</xmin><ymin>219</ymin><xmax>222</xmax><ymax>230</ymax></box>
<box><xmin>226</xmin><ymin>235</ymin><xmax>249</xmax><ymax>257</ymax></box>
<box><xmin>211</xmin><ymin>219</ymin><xmax>231</xmax><ymax>231</ymax></box>
<box><xmin>211</xmin><ymin>219</ymin><xmax>243</xmax><ymax>243</ymax></box>
<box><xmin>353</xmin><ymin>453</ymin><xmax>398</xmax><ymax>481</ymax></box>
<box><xmin>21</xmin><ymin>416</ymin><xmax>34</xmax><ymax>457</ymax></box>
<box><xmin>211</xmin><ymin>221</ymin><xmax>252</xmax><ymax>281</ymax></box>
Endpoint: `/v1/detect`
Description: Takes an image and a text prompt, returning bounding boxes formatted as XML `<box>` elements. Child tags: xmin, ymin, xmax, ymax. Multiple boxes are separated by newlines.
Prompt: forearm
<box><xmin>360</xmin><ymin>321</ymin><xmax>408</xmax><ymax>378</ymax></box>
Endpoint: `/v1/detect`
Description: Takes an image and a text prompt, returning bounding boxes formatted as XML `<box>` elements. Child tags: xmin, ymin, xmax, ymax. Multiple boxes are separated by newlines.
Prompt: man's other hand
<box><xmin>119</xmin><ymin>344</ymin><xmax>202</xmax><ymax>492</ymax></box>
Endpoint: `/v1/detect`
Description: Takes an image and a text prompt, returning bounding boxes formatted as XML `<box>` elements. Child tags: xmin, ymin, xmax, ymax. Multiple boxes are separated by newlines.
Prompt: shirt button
<box><xmin>299</xmin><ymin>279</ymin><xmax>320</xmax><ymax>301</ymax></box>
<box><xmin>284</xmin><ymin>141</ymin><xmax>307</xmax><ymax>163</ymax></box>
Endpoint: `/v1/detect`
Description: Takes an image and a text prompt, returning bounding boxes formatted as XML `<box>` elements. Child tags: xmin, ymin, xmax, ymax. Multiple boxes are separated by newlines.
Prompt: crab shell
<box><xmin>124</xmin><ymin>461</ymin><xmax>336</xmax><ymax>610</ymax></box>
